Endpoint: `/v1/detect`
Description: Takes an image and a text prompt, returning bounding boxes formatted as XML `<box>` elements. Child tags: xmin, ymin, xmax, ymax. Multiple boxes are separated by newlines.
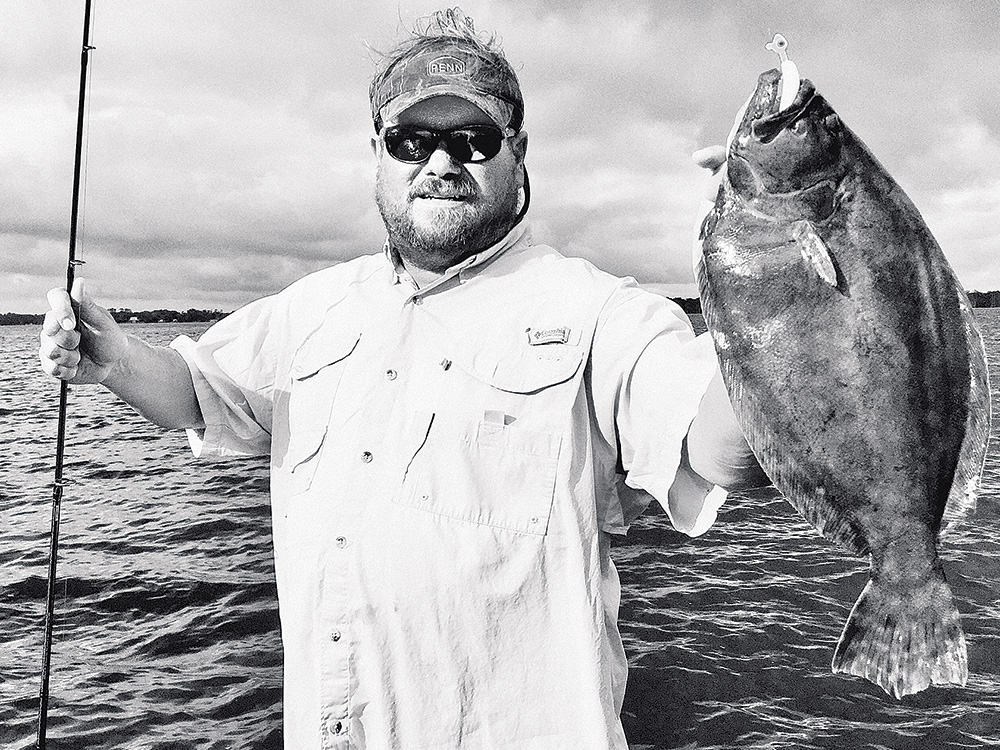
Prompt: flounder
<box><xmin>697</xmin><ymin>67</ymin><xmax>991</xmax><ymax>698</ymax></box>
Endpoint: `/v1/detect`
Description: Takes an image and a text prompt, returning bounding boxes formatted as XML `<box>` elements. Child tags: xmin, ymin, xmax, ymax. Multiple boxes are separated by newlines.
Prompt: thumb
<box><xmin>70</xmin><ymin>276</ymin><xmax>85</xmax><ymax>308</ymax></box>
<box><xmin>71</xmin><ymin>278</ymin><xmax>116</xmax><ymax>332</ymax></box>
<box><xmin>692</xmin><ymin>145</ymin><xmax>726</xmax><ymax>173</ymax></box>
<box><xmin>692</xmin><ymin>145</ymin><xmax>727</xmax><ymax>201</ymax></box>
<box><xmin>691</xmin><ymin>146</ymin><xmax>727</xmax><ymax>273</ymax></box>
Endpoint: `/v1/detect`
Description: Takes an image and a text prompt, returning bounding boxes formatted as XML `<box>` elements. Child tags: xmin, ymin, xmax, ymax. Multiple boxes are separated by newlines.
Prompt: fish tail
<box><xmin>831</xmin><ymin>574</ymin><xmax>967</xmax><ymax>699</ymax></box>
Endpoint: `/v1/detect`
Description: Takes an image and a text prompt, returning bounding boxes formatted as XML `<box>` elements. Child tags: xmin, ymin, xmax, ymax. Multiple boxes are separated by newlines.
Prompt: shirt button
<box><xmin>331</xmin><ymin>630</ymin><xmax>342</xmax><ymax>642</ymax></box>
<box><xmin>361</xmin><ymin>451</ymin><xmax>373</xmax><ymax>463</ymax></box>
<box><xmin>385</xmin><ymin>369</ymin><xmax>397</xmax><ymax>380</ymax></box>
<box><xmin>336</xmin><ymin>536</ymin><xmax>348</xmax><ymax>548</ymax></box>
<box><xmin>325</xmin><ymin>716</ymin><xmax>345</xmax><ymax>735</ymax></box>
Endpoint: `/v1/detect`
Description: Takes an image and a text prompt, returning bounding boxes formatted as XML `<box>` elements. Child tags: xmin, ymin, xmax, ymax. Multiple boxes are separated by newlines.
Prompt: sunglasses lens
<box><xmin>444</xmin><ymin>128</ymin><xmax>504</xmax><ymax>163</ymax></box>
<box><xmin>383</xmin><ymin>130</ymin><xmax>431</xmax><ymax>163</ymax></box>
<box><xmin>383</xmin><ymin>126</ymin><xmax>505</xmax><ymax>164</ymax></box>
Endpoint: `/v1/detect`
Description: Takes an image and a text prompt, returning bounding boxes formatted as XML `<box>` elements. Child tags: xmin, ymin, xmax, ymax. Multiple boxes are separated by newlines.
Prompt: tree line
<box><xmin>0</xmin><ymin>308</ymin><xmax>229</xmax><ymax>326</ymax></box>
<box><xmin>6</xmin><ymin>292</ymin><xmax>1000</xmax><ymax>326</ymax></box>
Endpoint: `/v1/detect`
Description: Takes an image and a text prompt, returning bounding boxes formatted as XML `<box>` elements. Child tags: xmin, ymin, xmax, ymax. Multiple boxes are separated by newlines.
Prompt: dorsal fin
<box><xmin>940</xmin><ymin>288</ymin><xmax>992</xmax><ymax>535</ymax></box>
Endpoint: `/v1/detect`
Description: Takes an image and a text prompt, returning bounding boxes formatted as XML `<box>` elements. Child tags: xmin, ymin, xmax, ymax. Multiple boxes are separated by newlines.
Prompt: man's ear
<box><xmin>511</xmin><ymin>130</ymin><xmax>528</xmax><ymax>165</ymax></box>
<box><xmin>511</xmin><ymin>130</ymin><xmax>528</xmax><ymax>190</ymax></box>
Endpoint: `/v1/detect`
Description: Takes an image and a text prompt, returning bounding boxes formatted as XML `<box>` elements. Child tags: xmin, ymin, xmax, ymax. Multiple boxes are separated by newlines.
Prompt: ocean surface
<box><xmin>2</xmin><ymin>313</ymin><xmax>999</xmax><ymax>750</ymax></box>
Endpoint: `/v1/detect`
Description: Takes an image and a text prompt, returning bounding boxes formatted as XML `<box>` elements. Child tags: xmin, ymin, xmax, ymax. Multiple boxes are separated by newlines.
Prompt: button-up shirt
<box><xmin>171</xmin><ymin>224</ymin><xmax>722</xmax><ymax>749</ymax></box>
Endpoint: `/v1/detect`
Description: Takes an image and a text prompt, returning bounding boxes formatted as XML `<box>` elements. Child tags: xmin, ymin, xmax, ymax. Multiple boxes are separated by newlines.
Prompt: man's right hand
<box><xmin>39</xmin><ymin>278</ymin><xmax>128</xmax><ymax>384</ymax></box>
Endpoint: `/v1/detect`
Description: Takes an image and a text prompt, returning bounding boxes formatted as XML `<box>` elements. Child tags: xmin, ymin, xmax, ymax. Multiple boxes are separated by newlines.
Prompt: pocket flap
<box><xmin>460</xmin><ymin>345</ymin><xmax>585</xmax><ymax>394</ymax></box>
<box><xmin>291</xmin><ymin>329</ymin><xmax>362</xmax><ymax>380</ymax></box>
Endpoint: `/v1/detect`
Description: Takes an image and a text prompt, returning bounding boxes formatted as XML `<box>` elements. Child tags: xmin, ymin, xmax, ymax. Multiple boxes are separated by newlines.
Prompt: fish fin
<box><xmin>792</xmin><ymin>220</ymin><xmax>841</xmax><ymax>289</ymax></box>
<box><xmin>941</xmin><ymin>289</ymin><xmax>992</xmax><ymax>535</ymax></box>
<box><xmin>831</xmin><ymin>573</ymin><xmax>967</xmax><ymax>699</ymax></box>
<box><xmin>717</xmin><ymin>364</ymin><xmax>871</xmax><ymax>557</ymax></box>
<box><xmin>767</xmin><ymin>470</ymin><xmax>870</xmax><ymax>557</ymax></box>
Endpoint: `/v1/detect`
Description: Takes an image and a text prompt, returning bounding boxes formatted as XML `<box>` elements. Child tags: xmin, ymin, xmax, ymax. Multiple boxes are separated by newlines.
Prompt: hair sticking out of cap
<box><xmin>414</xmin><ymin>8</ymin><xmax>482</xmax><ymax>42</ymax></box>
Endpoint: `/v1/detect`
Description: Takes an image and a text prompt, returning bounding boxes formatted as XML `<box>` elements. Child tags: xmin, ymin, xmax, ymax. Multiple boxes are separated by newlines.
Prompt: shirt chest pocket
<box><xmin>272</xmin><ymin>329</ymin><xmax>362</xmax><ymax>497</ymax></box>
<box><xmin>395</xmin><ymin>345</ymin><xmax>584</xmax><ymax>536</ymax></box>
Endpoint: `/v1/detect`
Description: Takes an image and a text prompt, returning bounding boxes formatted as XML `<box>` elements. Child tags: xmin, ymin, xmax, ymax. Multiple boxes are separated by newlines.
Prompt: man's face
<box><xmin>373</xmin><ymin>96</ymin><xmax>528</xmax><ymax>273</ymax></box>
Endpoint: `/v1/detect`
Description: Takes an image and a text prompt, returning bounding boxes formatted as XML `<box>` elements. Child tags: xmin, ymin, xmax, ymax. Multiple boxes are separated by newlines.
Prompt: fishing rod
<box><xmin>37</xmin><ymin>1</ymin><xmax>95</xmax><ymax>747</ymax></box>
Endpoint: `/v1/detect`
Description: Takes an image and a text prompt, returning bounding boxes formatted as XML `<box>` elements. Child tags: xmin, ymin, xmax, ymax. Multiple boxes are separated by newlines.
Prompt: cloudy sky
<box><xmin>3</xmin><ymin>0</ymin><xmax>999</xmax><ymax>313</ymax></box>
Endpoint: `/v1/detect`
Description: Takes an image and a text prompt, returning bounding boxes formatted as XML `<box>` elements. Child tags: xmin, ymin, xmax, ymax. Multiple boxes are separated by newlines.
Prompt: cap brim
<box><xmin>378</xmin><ymin>87</ymin><xmax>512</xmax><ymax>130</ymax></box>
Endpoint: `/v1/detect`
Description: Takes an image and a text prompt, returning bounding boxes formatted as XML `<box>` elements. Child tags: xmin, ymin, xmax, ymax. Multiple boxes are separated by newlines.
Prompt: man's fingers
<box><xmin>46</xmin><ymin>287</ymin><xmax>76</xmax><ymax>331</ymax></box>
<box><xmin>39</xmin><ymin>331</ymin><xmax>81</xmax><ymax>362</ymax></box>
<box><xmin>691</xmin><ymin>145</ymin><xmax>728</xmax><ymax>271</ymax></box>
<box><xmin>692</xmin><ymin>145</ymin><xmax>727</xmax><ymax>203</ymax></box>
<box><xmin>40</xmin><ymin>301</ymin><xmax>83</xmax><ymax>383</ymax></box>
<box><xmin>42</xmin><ymin>359</ymin><xmax>79</xmax><ymax>380</ymax></box>
<box><xmin>692</xmin><ymin>145</ymin><xmax>726</xmax><ymax>174</ymax></box>
<box><xmin>42</xmin><ymin>309</ymin><xmax>64</xmax><ymax>336</ymax></box>
<box><xmin>41</xmin><ymin>310</ymin><xmax>82</xmax><ymax>349</ymax></box>
<box><xmin>38</xmin><ymin>338</ymin><xmax>81</xmax><ymax>379</ymax></box>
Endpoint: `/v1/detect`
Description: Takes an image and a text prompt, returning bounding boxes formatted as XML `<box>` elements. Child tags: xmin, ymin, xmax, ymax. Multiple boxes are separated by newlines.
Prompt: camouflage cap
<box><xmin>370</xmin><ymin>36</ymin><xmax>524</xmax><ymax>133</ymax></box>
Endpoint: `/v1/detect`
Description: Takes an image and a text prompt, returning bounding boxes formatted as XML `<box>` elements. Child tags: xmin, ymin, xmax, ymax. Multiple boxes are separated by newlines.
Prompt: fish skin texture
<box><xmin>698</xmin><ymin>68</ymin><xmax>991</xmax><ymax>699</ymax></box>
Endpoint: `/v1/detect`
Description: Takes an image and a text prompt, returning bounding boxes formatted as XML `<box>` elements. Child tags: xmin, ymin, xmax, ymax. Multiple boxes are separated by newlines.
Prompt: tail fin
<box><xmin>831</xmin><ymin>575</ymin><xmax>967</xmax><ymax>699</ymax></box>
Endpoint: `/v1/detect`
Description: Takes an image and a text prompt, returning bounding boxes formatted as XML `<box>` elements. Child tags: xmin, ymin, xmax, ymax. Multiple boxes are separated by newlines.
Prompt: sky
<box><xmin>3</xmin><ymin>0</ymin><xmax>1000</xmax><ymax>313</ymax></box>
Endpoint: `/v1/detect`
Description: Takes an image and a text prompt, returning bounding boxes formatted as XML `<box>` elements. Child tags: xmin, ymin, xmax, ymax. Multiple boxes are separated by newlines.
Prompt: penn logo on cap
<box><xmin>427</xmin><ymin>55</ymin><xmax>467</xmax><ymax>76</ymax></box>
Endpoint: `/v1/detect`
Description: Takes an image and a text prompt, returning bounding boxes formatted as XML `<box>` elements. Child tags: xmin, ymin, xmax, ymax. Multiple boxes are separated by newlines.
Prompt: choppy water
<box><xmin>2</xmin><ymin>314</ymin><xmax>1000</xmax><ymax>750</ymax></box>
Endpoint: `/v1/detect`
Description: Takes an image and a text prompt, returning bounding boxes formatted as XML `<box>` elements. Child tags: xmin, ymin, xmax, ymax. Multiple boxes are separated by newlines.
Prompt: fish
<box><xmin>696</xmin><ymin>67</ymin><xmax>992</xmax><ymax>699</ymax></box>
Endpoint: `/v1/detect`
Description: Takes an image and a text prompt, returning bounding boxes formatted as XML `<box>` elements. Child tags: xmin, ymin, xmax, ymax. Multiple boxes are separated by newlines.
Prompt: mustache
<box><xmin>409</xmin><ymin>177</ymin><xmax>477</xmax><ymax>200</ymax></box>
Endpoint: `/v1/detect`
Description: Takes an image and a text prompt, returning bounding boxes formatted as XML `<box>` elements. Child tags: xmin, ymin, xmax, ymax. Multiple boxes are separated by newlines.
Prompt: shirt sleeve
<box><xmin>169</xmin><ymin>296</ymin><xmax>279</xmax><ymax>459</ymax></box>
<box><xmin>590</xmin><ymin>282</ymin><xmax>724</xmax><ymax>536</ymax></box>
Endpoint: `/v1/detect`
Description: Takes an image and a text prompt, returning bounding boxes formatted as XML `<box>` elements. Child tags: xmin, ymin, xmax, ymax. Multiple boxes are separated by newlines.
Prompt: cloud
<box><xmin>3</xmin><ymin>0</ymin><xmax>1000</xmax><ymax>314</ymax></box>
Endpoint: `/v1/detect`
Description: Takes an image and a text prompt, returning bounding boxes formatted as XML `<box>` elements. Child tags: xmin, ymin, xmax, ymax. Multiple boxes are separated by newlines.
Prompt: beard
<box><xmin>375</xmin><ymin>173</ymin><xmax>521</xmax><ymax>274</ymax></box>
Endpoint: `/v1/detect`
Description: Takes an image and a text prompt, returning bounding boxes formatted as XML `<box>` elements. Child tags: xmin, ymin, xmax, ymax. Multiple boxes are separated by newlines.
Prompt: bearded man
<box><xmin>39</xmin><ymin>9</ymin><xmax>763</xmax><ymax>750</ymax></box>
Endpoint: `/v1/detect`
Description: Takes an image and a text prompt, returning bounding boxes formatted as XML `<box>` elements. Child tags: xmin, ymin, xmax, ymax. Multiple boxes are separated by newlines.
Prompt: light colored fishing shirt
<box><xmin>170</xmin><ymin>224</ymin><xmax>723</xmax><ymax>750</ymax></box>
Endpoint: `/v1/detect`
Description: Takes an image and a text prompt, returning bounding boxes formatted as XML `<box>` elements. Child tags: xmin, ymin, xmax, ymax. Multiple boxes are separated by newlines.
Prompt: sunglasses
<box><xmin>381</xmin><ymin>124</ymin><xmax>511</xmax><ymax>164</ymax></box>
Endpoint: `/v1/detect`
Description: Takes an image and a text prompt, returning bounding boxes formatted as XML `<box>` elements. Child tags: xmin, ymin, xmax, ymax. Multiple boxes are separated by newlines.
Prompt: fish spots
<box><xmin>746</xmin><ymin>319</ymin><xmax>787</xmax><ymax>349</ymax></box>
<box><xmin>711</xmin><ymin>328</ymin><xmax>730</xmax><ymax>350</ymax></box>
<box><xmin>712</xmin><ymin>237</ymin><xmax>756</xmax><ymax>277</ymax></box>
<box><xmin>710</xmin><ymin>318</ymin><xmax>785</xmax><ymax>351</ymax></box>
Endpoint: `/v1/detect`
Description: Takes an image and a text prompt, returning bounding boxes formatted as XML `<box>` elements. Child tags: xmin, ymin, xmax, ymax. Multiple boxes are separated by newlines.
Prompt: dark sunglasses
<box><xmin>381</xmin><ymin>124</ymin><xmax>510</xmax><ymax>164</ymax></box>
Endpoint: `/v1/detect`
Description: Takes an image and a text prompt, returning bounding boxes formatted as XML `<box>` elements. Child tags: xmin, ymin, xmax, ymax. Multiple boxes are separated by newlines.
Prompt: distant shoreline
<box><xmin>5</xmin><ymin>292</ymin><xmax>1000</xmax><ymax>325</ymax></box>
<box><xmin>0</xmin><ymin>308</ymin><xmax>230</xmax><ymax>326</ymax></box>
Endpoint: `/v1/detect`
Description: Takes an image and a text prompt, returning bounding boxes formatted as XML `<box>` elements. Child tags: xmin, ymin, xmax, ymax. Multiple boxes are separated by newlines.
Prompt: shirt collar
<box><xmin>384</xmin><ymin>222</ymin><xmax>532</xmax><ymax>300</ymax></box>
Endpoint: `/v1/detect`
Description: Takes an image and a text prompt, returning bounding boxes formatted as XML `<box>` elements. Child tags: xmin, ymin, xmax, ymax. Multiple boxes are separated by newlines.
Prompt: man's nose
<box><xmin>423</xmin><ymin>144</ymin><xmax>463</xmax><ymax>178</ymax></box>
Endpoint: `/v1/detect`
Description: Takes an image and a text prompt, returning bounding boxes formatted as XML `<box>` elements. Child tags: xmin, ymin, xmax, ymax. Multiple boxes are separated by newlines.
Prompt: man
<box><xmin>39</xmin><ymin>9</ymin><xmax>763</xmax><ymax>749</ymax></box>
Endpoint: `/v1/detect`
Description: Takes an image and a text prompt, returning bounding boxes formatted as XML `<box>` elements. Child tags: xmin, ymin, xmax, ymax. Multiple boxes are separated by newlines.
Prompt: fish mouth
<box><xmin>725</xmin><ymin>69</ymin><xmax>843</xmax><ymax>201</ymax></box>
<box><xmin>735</xmin><ymin>68</ymin><xmax>817</xmax><ymax>145</ymax></box>
<box><xmin>753</xmin><ymin>81</ymin><xmax>818</xmax><ymax>143</ymax></box>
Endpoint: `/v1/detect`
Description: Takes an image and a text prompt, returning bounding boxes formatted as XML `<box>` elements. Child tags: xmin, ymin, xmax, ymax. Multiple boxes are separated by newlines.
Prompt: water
<box><xmin>2</xmin><ymin>314</ymin><xmax>1000</xmax><ymax>749</ymax></box>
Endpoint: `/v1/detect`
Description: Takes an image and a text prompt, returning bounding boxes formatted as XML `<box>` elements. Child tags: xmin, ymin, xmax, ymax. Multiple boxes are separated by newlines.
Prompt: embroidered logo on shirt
<box><xmin>526</xmin><ymin>327</ymin><xmax>570</xmax><ymax>345</ymax></box>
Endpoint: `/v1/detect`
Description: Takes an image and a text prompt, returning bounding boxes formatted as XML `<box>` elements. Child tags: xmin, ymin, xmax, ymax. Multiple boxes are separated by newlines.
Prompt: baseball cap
<box><xmin>370</xmin><ymin>37</ymin><xmax>524</xmax><ymax>133</ymax></box>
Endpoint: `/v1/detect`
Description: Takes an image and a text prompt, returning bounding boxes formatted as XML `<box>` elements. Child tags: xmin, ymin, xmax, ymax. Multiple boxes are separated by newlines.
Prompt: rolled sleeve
<box><xmin>623</xmin><ymin>329</ymin><xmax>725</xmax><ymax>535</ymax></box>
<box><xmin>169</xmin><ymin>299</ymin><xmax>278</xmax><ymax>459</ymax></box>
<box><xmin>592</xmin><ymin>284</ymin><xmax>724</xmax><ymax>535</ymax></box>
